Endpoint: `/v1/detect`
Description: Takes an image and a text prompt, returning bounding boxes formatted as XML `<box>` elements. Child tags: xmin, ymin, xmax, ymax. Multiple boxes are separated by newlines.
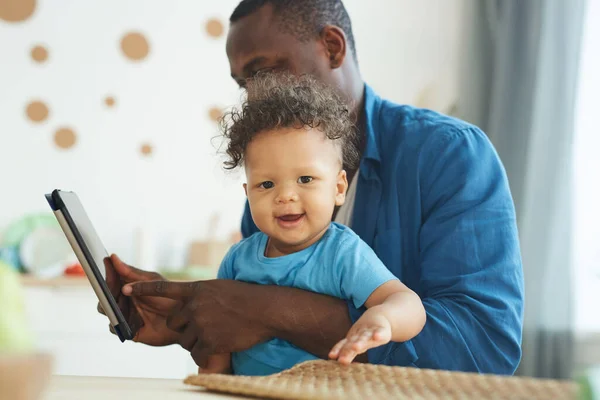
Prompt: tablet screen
<box><xmin>58</xmin><ymin>192</ymin><xmax>108</xmax><ymax>279</ymax></box>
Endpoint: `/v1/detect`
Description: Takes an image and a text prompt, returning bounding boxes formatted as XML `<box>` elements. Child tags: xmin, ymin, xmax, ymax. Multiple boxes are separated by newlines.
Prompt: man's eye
<box><xmin>298</xmin><ymin>176</ymin><xmax>313</xmax><ymax>184</ymax></box>
<box><xmin>260</xmin><ymin>181</ymin><xmax>274</xmax><ymax>189</ymax></box>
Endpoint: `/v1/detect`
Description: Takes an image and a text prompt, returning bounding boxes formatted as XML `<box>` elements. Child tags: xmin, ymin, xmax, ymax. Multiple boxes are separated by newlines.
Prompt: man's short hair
<box><xmin>230</xmin><ymin>0</ymin><xmax>357</xmax><ymax>60</ymax></box>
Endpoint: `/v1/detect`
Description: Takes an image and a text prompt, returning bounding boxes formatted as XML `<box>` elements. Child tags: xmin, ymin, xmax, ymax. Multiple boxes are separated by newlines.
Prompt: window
<box><xmin>573</xmin><ymin>0</ymin><xmax>600</xmax><ymax>334</ymax></box>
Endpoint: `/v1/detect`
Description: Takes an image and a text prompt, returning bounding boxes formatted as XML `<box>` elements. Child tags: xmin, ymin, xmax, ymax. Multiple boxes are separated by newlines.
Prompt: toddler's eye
<box><xmin>260</xmin><ymin>181</ymin><xmax>274</xmax><ymax>189</ymax></box>
<box><xmin>298</xmin><ymin>176</ymin><xmax>313</xmax><ymax>184</ymax></box>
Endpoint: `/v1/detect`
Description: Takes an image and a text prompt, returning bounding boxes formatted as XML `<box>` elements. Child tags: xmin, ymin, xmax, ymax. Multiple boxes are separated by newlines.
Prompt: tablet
<box><xmin>45</xmin><ymin>189</ymin><xmax>133</xmax><ymax>342</ymax></box>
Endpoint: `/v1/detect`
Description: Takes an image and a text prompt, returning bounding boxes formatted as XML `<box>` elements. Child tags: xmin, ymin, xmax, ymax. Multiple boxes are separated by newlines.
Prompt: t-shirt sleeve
<box><xmin>217</xmin><ymin>244</ymin><xmax>237</xmax><ymax>280</ymax></box>
<box><xmin>335</xmin><ymin>234</ymin><xmax>398</xmax><ymax>308</ymax></box>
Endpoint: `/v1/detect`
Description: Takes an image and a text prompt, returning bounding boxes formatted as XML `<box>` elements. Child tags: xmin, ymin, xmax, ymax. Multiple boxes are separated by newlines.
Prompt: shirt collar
<box><xmin>361</xmin><ymin>84</ymin><xmax>382</xmax><ymax>163</ymax></box>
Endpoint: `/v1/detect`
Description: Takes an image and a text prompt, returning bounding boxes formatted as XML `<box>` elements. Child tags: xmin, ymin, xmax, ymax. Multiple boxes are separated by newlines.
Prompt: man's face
<box><xmin>226</xmin><ymin>4</ymin><xmax>334</xmax><ymax>89</ymax></box>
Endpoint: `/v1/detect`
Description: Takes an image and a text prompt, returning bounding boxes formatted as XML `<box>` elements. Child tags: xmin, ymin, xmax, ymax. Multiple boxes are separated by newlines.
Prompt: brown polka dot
<box><xmin>54</xmin><ymin>127</ymin><xmax>77</xmax><ymax>149</ymax></box>
<box><xmin>205</xmin><ymin>18</ymin><xmax>224</xmax><ymax>38</ymax></box>
<box><xmin>105</xmin><ymin>96</ymin><xmax>116</xmax><ymax>107</ymax></box>
<box><xmin>30</xmin><ymin>45</ymin><xmax>48</xmax><ymax>63</ymax></box>
<box><xmin>208</xmin><ymin>107</ymin><xmax>223</xmax><ymax>122</ymax></box>
<box><xmin>120</xmin><ymin>32</ymin><xmax>150</xmax><ymax>61</ymax></box>
<box><xmin>0</xmin><ymin>0</ymin><xmax>36</xmax><ymax>22</ymax></box>
<box><xmin>26</xmin><ymin>100</ymin><xmax>49</xmax><ymax>122</ymax></box>
<box><xmin>140</xmin><ymin>143</ymin><xmax>153</xmax><ymax>156</ymax></box>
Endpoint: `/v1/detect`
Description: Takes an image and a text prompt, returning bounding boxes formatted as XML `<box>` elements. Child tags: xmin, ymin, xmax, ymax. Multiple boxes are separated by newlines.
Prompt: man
<box><xmin>103</xmin><ymin>0</ymin><xmax>524</xmax><ymax>374</ymax></box>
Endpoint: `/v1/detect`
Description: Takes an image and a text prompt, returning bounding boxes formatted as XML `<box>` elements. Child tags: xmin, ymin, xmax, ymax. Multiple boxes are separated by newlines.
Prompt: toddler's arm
<box><xmin>329</xmin><ymin>280</ymin><xmax>426</xmax><ymax>364</ymax></box>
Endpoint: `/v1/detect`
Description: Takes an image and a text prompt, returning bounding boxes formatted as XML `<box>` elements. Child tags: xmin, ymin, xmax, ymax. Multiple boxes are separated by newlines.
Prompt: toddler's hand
<box><xmin>328</xmin><ymin>310</ymin><xmax>392</xmax><ymax>365</ymax></box>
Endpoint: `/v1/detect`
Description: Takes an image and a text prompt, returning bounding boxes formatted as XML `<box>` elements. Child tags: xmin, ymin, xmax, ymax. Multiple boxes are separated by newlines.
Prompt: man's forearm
<box><xmin>256</xmin><ymin>285</ymin><xmax>360</xmax><ymax>359</ymax></box>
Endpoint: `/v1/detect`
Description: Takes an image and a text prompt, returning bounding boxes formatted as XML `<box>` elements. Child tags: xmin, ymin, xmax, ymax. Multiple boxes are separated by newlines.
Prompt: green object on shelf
<box><xmin>2</xmin><ymin>213</ymin><xmax>58</xmax><ymax>247</ymax></box>
<box><xmin>1</xmin><ymin>213</ymin><xmax>60</xmax><ymax>271</ymax></box>
<box><xmin>578</xmin><ymin>366</ymin><xmax>600</xmax><ymax>400</ymax></box>
<box><xmin>0</xmin><ymin>246</ymin><xmax>19</xmax><ymax>271</ymax></box>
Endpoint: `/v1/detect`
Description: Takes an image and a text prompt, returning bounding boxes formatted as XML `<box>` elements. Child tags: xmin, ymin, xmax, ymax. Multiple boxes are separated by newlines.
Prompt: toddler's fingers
<box><xmin>329</xmin><ymin>339</ymin><xmax>347</xmax><ymax>359</ymax></box>
<box><xmin>351</xmin><ymin>340</ymin><xmax>371</xmax><ymax>353</ymax></box>
<box><xmin>351</xmin><ymin>330</ymin><xmax>374</xmax><ymax>350</ymax></box>
<box><xmin>338</xmin><ymin>345</ymin><xmax>358</xmax><ymax>365</ymax></box>
<box><xmin>360</xmin><ymin>328</ymin><xmax>374</xmax><ymax>340</ymax></box>
<box><xmin>349</xmin><ymin>328</ymin><xmax>372</xmax><ymax>342</ymax></box>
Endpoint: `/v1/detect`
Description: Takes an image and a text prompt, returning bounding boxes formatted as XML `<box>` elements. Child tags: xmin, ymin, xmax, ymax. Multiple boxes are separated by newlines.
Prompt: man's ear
<box><xmin>335</xmin><ymin>169</ymin><xmax>348</xmax><ymax>206</ymax></box>
<box><xmin>321</xmin><ymin>25</ymin><xmax>347</xmax><ymax>69</ymax></box>
<box><xmin>243</xmin><ymin>183</ymin><xmax>248</xmax><ymax>197</ymax></box>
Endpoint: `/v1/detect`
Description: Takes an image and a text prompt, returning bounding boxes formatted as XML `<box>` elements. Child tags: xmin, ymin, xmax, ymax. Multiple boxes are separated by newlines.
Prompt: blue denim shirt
<box><xmin>241</xmin><ymin>85</ymin><xmax>524</xmax><ymax>374</ymax></box>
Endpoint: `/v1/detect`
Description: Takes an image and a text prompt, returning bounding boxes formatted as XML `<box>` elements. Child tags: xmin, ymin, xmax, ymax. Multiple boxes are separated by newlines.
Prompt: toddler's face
<box><xmin>244</xmin><ymin>127</ymin><xmax>348</xmax><ymax>254</ymax></box>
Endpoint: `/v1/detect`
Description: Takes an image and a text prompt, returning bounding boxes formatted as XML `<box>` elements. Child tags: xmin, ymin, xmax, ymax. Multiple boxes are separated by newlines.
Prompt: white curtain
<box><xmin>456</xmin><ymin>0</ymin><xmax>587</xmax><ymax>379</ymax></box>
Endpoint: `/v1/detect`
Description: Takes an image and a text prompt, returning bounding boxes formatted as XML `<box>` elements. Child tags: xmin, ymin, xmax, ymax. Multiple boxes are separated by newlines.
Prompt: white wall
<box><xmin>573</xmin><ymin>0</ymin><xmax>600</xmax><ymax>334</ymax></box>
<box><xmin>0</xmin><ymin>0</ymin><xmax>468</xmax><ymax>268</ymax></box>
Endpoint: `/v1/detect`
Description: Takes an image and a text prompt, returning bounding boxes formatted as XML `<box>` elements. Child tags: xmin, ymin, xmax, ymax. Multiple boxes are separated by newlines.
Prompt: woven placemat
<box><xmin>184</xmin><ymin>360</ymin><xmax>578</xmax><ymax>400</ymax></box>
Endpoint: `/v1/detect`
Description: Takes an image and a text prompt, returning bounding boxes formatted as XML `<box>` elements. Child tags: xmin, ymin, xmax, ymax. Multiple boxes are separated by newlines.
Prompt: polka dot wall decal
<box><xmin>120</xmin><ymin>32</ymin><xmax>150</xmax><ymax>61</ymax></box>
<box><xmin>205</xmin><ymin>18</ymin><xmax>224</xmax><ymax>38</ymax></box>
<box><xmin>30</xmin><ymin>45</ymin><xmax>48</xmax><ymax>63</ymax></box>
<box><xmin>25</xmin><ymin>100</ymin><xmax>48</xmax><ymax>122</ymax></box>
<box><xmin>208</xmin><ymin>106</ymin><xmax>223</xmax><ymax>122</ymax></box>
<box><xmin>54</xmin><ymin>127</ymin><xmax>77</xmax><ymax>149</ymax></box>
<box><xmin>105</xmin><ymin>96</ymin><xmax>116</xmax><ymax>107</ymax></box>
<box><xmin>0</xmin><ymin>0</ymin><xmax>36</xmax><ymax>22</ymax></box>
<box><xmin>140</xmin><ymin>143</ymin><xmax>153</xmax><ymax>156</ymax></box>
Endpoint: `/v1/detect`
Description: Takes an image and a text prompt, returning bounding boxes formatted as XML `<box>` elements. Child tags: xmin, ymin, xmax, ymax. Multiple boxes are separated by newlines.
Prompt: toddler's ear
<box><xmin>335</xmin><ymin>170</ymin><xmax>348</xmax><ymax>206</ymax></box>
<box><xmin>243</xmin><ymin>183</ymin><xmax>248</xmax><ymax>197</ymax></box>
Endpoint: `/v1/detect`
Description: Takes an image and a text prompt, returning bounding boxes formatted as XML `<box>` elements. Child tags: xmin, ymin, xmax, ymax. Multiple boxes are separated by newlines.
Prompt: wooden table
<box><xmin>43</xmin><ymin>375</ymin><xmax>250</xmax><ymax>400</ymax></box>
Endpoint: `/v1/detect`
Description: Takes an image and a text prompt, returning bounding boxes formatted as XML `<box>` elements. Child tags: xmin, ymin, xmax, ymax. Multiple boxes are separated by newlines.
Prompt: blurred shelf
<box><xmin>19</xmin><ymin>267</ymin><xmax>218</xmax><ymax>287</ymax></box>
<box><xmin>20</xmin><ymin>275</ymin><xmax>88</xmax><ymax>287</ymax></box>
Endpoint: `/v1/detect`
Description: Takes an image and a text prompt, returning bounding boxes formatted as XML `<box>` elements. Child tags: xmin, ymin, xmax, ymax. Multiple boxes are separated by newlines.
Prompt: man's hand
<box><xmin>122</xmin><ymin>279</ymin><xmax>273</xmax><ymax>367</ymax></box>
<box><xmin>198</xmin><ymin>354</ymin><xmax>232</xmax><ymax>375</ymax></box>
<box><xmin>99</xmin><ymin>254</ymin><xmax>180</xmax><ymax>346</ymax></box>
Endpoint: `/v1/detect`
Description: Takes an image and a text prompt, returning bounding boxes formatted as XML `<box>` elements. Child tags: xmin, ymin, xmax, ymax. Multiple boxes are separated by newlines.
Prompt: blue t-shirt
<box><xmin>218</xmin><ymin>222</ymin><xmax>397</xmax><ymax>376</ymax></box>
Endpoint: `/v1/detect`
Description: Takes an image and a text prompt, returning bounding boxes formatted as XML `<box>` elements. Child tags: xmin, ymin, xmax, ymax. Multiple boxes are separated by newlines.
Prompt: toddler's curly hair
<box><xmin>220</xmin><ymin>72</ymin><xmax>360</xmax><ymax>170</ymax></box>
